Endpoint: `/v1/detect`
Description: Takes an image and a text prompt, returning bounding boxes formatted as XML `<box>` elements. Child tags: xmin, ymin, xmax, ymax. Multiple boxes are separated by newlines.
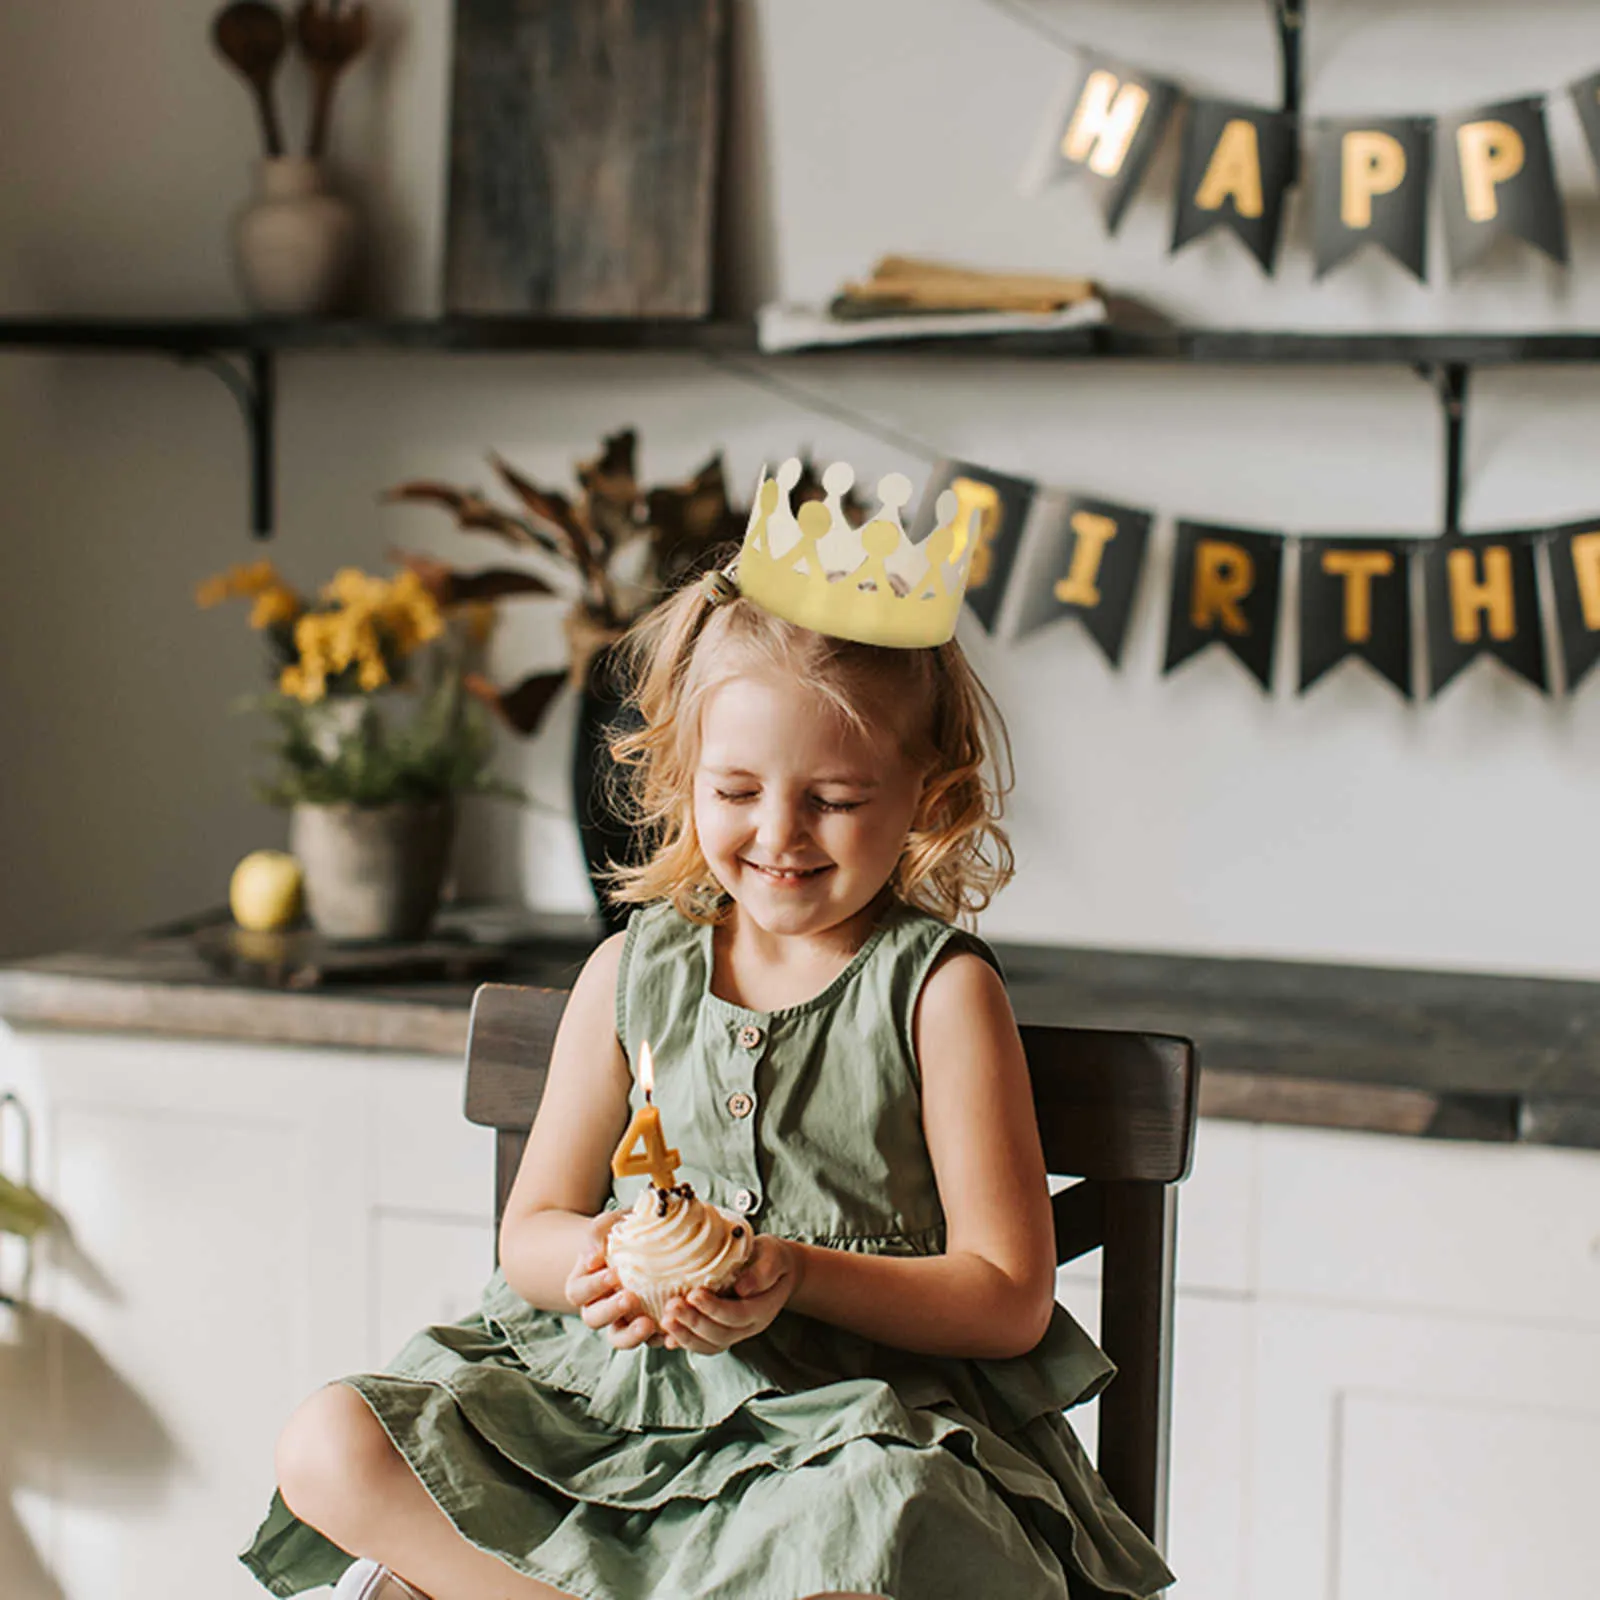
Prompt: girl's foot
<box><xmin>333</xmin><ymin>1557</ymin><xmax>433</xmax><ymax>1600</ymax></box>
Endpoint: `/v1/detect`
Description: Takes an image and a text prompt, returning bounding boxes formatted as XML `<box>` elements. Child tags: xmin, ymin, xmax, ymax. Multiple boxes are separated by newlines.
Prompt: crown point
<box><xmin>797</xmin><ymin>500</ymin><xmax>831</xmax><ymax>539</ymax></box>
<box><xmin>935</xmin><ymin>488</ymin><xmax>958</xmax><ymax>527</ymax></box>
<box><xmin>861</xmin><ymin>519</ymin><xmax>900</xmax><ymax>558</ymax></box>
<box><xmin>822</xmin><ymin>462</ymin><xmax>855</xmax><ymax>499</ymax></box>
<box><xmin>877</xmin><ymin>473</ymin><xmax>913</xmax><ymax>512</ymax></box>
<box><xmin>777</xmin><ymin>458</ymin><xmax>803</xmax><ymax>492</ymax></box>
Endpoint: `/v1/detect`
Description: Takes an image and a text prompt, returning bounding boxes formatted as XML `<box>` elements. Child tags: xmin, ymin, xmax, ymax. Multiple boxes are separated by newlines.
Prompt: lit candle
<box><xmin>610</xmin><ymin>1039</ymin><xmax>681</xmax><ymax>1190</ymax></box>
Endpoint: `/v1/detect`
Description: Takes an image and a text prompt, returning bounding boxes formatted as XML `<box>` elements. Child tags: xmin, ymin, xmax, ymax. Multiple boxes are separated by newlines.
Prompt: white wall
<box><xmin>2</xmin><ymin>0</ymin><xmax>1598</xmax><ymax>976</ymax></box>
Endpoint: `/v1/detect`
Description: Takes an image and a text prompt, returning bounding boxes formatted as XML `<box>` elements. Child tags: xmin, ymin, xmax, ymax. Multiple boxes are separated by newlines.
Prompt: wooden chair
<box><xmin>464</xmin><ymin>982</ymin><xmax>1199</xmax><ymax>1550</ymax></box>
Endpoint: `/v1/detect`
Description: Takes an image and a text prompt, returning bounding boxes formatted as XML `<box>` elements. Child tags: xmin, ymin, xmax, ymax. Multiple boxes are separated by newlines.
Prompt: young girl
<box><xmin>241</xmin><ymin>489</ymin><xmax>1175</xmax><ymax>1600</ymax></box>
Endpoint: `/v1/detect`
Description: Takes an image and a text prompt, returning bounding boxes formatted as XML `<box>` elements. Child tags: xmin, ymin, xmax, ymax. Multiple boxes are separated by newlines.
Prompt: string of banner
<box><xmin>1013</xmin><ymin>0</ymin><xmax>1600</xmax><ymax>279</ymax></box>
<box><xmin>705</xmin><ymin>353</ymin><xmax>1600</xmax><ymax>702</ymax></box>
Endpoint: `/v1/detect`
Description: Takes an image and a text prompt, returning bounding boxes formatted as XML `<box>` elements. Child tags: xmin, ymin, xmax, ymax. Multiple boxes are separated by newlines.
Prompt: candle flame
<box><xmin>639</xmin><ymin>1038</ymin><xmax>655</xmax><ymax>1099</ymax></box>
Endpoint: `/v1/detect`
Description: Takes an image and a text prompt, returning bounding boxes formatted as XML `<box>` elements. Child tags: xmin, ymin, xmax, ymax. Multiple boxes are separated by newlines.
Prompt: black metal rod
<box><xmin>1274</xmin><ymin>2</ymin><xmax>1305</xmax><ymax>184</ymax></box>
<box><xmin>1441</xmin><ymin>362</ymin><xmax>1469</xmax><ymax>537</ymax></box>
<box><xmin>1276</xmin><ymin>1</ymin><xmax>1304</xmax><ymax>118</ymax></box>
<box><xmin>251</xmin><ymin>348</ymin><xmax>275</xmax><ymax>539</ymax></box>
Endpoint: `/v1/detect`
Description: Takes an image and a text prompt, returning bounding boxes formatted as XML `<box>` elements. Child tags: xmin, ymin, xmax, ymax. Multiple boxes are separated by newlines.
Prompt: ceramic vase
<box><xmin>232</xmin><ymin>156</ymin><xmax>358</xmax><ymax>316</ymax></box>
<box><xmin>289</xmin><ymin>799</ymin><xmax>456</xmax><ymax>943</ymax></box>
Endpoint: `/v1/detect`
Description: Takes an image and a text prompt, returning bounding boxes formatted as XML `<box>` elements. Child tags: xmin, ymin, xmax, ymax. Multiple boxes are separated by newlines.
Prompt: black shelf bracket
<box><xmin>1416</xmin><ymin>361</ymin><xmax>1470</xmax><ymax>536</ymax></box>
<box><xmin>172</xmin><ymin>346</ymin><xmax>276</xmax><ymax>538</ymax></box>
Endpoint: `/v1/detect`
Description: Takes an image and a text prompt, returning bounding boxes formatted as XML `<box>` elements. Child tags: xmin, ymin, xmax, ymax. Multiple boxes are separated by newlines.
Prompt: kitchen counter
<box><xmin>2</xmin><ymin>908</ymin><xmax>1597</xmax><ymax>1148</ymax></box>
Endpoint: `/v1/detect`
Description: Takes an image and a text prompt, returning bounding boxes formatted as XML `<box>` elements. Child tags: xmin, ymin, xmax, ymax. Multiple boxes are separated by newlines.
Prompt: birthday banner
<box><xmin>1037</xmin><ymin>55</ymin><xmax>1600</xmax><ymax>279</ymax></box>
<box><xmin>923</xmin><ymin>458</ymin><xmax>1600</xmax><ymax>701</ymax></box>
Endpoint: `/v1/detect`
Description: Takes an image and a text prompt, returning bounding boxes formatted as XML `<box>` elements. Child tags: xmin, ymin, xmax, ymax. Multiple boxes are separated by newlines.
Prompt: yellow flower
<box><xmin>377</xmin><ymin>570</ymin><xmax>445</xmax><ymax>657</ymax></box>
<box><xmin>293</xmin><ymin>613</ymin><xmax>339</xmax><ymax>693</ymax></box>
<box><xmin>249</xmin><ymin>585</ymin><xmax>301</xmax><ymax>630</ymax></box>
<box><xmin>196</xmin><ymin>559</ymin><xmax>285</xmax><ymax>609</ymax></box>
<box><xmin>278</xmin><ymin>662</ymin><xmax>326</xmax><ymax>705</ymax></box>
<box><xmin>261</xmin><ymin>566</ymin><xmax>454</xmax><ymax>704</ymax></box>
<box><xmin>195</xmin><ymin>573</ymin><xmax>232</xmax><ymax>608</ymax></box>
<box><xmin>323</xmin><ymin>568</ymin><xmax>389</xmax><ymax>611</ymax></box>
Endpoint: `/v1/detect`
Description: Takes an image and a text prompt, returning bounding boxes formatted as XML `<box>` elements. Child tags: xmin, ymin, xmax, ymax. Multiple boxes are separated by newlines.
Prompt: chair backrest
<box><xmin>464</xmin><ymin>982</ymin><xmax>1199</xmax><ymax>1550</ymax></box>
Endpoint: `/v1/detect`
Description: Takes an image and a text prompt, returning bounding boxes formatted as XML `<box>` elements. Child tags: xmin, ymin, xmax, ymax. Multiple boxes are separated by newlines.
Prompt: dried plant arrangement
<box><xmin>384</xmin><ymin>429</ymin><xmax>865</xmax><ymax>733</ymax></box>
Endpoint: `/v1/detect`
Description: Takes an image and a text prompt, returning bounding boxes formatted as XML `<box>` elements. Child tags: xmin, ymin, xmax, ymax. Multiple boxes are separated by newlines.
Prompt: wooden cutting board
<box><xmin>444</xmin><ymin>0</ymin><xmax>726</xmax><ymax>316</ymax></box>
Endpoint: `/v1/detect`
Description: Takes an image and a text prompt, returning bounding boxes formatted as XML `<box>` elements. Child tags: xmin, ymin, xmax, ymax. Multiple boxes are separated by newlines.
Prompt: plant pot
<box><xmin>232</xmin><ymin>156</ymin><xmax>358</xmax><ymax>316</ymax></box>
<box><xmin>571</xmin><ymin>645</ymin><xmax>646</xmax><ymax>936</ymax></box>
<box><xmin>289</xmin><ymin>799</ymin><xmax>456</xmax><ymax>943</ymax></box>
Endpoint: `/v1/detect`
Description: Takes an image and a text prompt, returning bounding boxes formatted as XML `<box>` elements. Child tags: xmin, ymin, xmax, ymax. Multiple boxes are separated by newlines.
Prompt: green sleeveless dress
<box><xmin>241</xmin><ymin>901</ymin><xmax>1175</xmax><ymax>1600</ymax></box>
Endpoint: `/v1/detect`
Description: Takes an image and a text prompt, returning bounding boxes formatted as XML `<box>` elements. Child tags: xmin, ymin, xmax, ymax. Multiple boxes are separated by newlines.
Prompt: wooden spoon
<box><xmin>295</xmin><ymin>0</ymin><xmax>371</xmax><ymax>159</ymax></box>
<box><xmin>212</xmin><ymin>2</ymin><xmax>289</xmax><ymax>157</ymax></box>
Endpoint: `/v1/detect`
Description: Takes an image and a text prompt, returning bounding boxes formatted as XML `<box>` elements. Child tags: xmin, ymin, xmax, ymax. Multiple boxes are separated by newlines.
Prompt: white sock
<box><xmin>332</xmin><ymin>1557</ymin><xmax>433</xmax><ymax>1600</ymax></box>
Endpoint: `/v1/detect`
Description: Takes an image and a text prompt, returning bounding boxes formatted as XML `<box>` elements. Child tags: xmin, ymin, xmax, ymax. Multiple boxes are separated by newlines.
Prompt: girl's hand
<box><xmin>659</xmin><ymin>1234</ymin><xmax>801</xmax><ymax>1356</ymax></box>
<box><xmin>564</xmin><ymin>1211</ymin><xmax>660</xmax><ymax>1350</ymax></box>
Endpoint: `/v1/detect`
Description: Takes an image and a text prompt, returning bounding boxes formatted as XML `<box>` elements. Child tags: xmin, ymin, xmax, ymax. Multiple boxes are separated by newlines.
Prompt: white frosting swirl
<box><xmin>605</xmin><ymin>1187</ymin><xmax>754</xmax><ymax>1323</ymax></box>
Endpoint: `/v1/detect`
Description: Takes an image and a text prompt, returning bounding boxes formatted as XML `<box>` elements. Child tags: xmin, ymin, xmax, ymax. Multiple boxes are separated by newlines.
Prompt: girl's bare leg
<box><xmin>275</xmin><ymin>1383</ymin><xmax>578</xmax><ymax>1600</ymax></box>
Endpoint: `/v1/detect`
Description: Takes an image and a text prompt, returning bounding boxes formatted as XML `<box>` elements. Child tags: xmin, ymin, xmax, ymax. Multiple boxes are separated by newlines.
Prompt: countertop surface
<box><xmin>3</xmin><ymin>908</ymin><xmax>1598</xmax><ymax>1151</ymax></box>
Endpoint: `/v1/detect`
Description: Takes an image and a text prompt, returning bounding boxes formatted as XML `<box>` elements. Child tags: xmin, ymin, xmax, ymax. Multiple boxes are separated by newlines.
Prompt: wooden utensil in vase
<box><xmin>211</xmin><ymin>1</ymin><xmax>290</xmax><ymax>157</ymax></box>
<box><xmin>295</xmin><ymin>0</ymin><xmax>371</xmax><ymax>159</ymax></box>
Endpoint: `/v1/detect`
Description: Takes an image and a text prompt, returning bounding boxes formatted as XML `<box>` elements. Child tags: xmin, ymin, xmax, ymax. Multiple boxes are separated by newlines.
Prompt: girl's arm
<box><xmin>497</xmin><ymin>931</ymin><xmax>634</xmax><ymax>1313</ymax></box>
<box><xmin>784</xmin><ymin>949</ymin><xmax>1057</xmax><ymax>1359</ymax></box>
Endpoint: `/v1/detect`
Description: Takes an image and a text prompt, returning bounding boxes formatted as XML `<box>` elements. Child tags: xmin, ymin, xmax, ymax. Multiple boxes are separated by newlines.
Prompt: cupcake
<box><xmin>605</xmin><ymin>1182</ymin><xmax>755</xmax><ymax>1323</ymax></box>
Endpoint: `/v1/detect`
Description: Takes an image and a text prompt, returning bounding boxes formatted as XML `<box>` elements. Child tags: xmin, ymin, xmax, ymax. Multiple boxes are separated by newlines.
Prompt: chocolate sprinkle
<box><xmin>731</xmin><ymin>1226</ymin><xmax>745</xmax><ymax>1238</ymax></box>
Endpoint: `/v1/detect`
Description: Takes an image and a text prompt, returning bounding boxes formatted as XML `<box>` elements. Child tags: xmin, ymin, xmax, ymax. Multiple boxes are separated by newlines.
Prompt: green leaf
<box><xmin>243</xmin><ymin>657</ymin><xmax>526</xmax><ymax>809</ymax></box>
<box><xmin>0</xmin><ymin>1173</ymin><xmax>50</xmax><ymax>1239</ymax></box>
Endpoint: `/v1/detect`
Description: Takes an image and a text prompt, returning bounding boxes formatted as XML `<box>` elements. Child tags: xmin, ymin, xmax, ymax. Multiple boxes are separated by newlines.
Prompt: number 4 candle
<box><xmin>610</xmin><ymin>1040</ymin><xmax>681</xmax><ymax>1190</ymax></box>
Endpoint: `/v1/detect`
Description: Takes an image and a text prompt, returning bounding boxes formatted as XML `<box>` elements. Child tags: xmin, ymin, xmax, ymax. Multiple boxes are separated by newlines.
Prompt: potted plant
<box><xmin>385</xmin><ymin>430</ymin><xmax>860</xmax><ymax>932</ymax></box>
<box><xmin>196</xmin><ymin>559</ymin><xmax>518</xmax><ymax>941</ymax></box>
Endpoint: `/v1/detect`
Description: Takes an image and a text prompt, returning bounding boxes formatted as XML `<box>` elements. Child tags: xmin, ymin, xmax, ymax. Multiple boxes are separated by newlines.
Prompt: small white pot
<box><xmin>232</xmin><ymin>157</ymin><xmax>358</xmax><ymax>316</ymax></box>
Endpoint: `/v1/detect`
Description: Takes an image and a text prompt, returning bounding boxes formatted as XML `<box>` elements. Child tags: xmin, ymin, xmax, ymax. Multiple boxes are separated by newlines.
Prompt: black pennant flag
<box><xmin>1163</xmin><ymin>520</ymin><xmax>1284</xmax><ymax>690</ymax></box>
<box><xmin>1438</xmin><ymin>97</ymin><xmax>1567</xmax><ymax>275</ymax></box>
<box><xmin>1420</xmin><ymin>531</ymin><xmax>1548</xmax><ymax>696</ymax></box>
<box><xmin>1543</xmin><ymin>519</ymin><xmax>1600</xmax><ymax>692</ymax></box>
<box><xmin>1298</xmin><ymin>537</ymin><xmax>1414</xmax><ymax>698</ymax></box>
<box><xmin>1011</xmin><ymin>495</ymin><xmax>1153</xmax><ymax>666</ymax></box>
<box><xmin>1043</xmin><ymin>56</ymin><xmax>1181</xmax><ymax>233</ymax></box>
<box><xmin>1572</xmin><ymin>73</ymin><xmax>1600</xmax><ymax>181</ymax></box>
<box><xmin>911</xmin><ymin>461</ymin><xmax>1036</xmax><ymax>635</ymax></box>
<box><xmin>1171</xmin><ymin>99</ymin><xmax>1297</xmax><ymax>272</ymax></box>
<box><xmin>1310</xmin><ymin>117</ymin><xmax>1432</xmax><ymax>281</ymax></box>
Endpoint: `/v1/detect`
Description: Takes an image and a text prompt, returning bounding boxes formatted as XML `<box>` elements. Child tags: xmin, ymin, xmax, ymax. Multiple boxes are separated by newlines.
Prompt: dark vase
<box><xmin>571</xmin><ymin>645</ymin><xmax>645</xmax><ymax>935</ymax></box>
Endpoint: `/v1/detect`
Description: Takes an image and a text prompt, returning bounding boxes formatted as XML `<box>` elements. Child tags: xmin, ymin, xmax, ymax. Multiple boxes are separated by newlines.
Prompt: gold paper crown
<box><xmin>736</xmin><ymin>460</ymin><xmax>976</xmax><ymax>648</ymax></box>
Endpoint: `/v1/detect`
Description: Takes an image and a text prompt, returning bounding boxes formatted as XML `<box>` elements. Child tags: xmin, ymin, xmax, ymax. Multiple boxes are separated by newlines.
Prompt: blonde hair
<box><xmin>607</xmin><ymin>564</ymin><xmax>1014</xmax><ymax>927</ymax></box>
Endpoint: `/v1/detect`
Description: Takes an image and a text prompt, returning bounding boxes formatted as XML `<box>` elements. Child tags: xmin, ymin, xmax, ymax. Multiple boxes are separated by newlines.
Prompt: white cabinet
<box><xmin>3</xmin><ymin>1023</ymin><xmax>1598</xmax><ymax>1600</ymax></box>
<box><xmin>1057</xmin><ymin>1120</ymin><xmax>1600</xmax><ymax>1600</ymax></box>
<box><xmin>0</xmin><ymin>1026</ymin><xmax>494</xmax><ymax>1600</ymax></box>
<box><xmin>1250</xmin><ymin>1300</ymin><xmax>1599</xmax><ymax>1600</ymax></box>
<box><xmin>1243</xmin><ymin>1127</ymin><xmax>1600</xmax><ymax>1600</ymax></box>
